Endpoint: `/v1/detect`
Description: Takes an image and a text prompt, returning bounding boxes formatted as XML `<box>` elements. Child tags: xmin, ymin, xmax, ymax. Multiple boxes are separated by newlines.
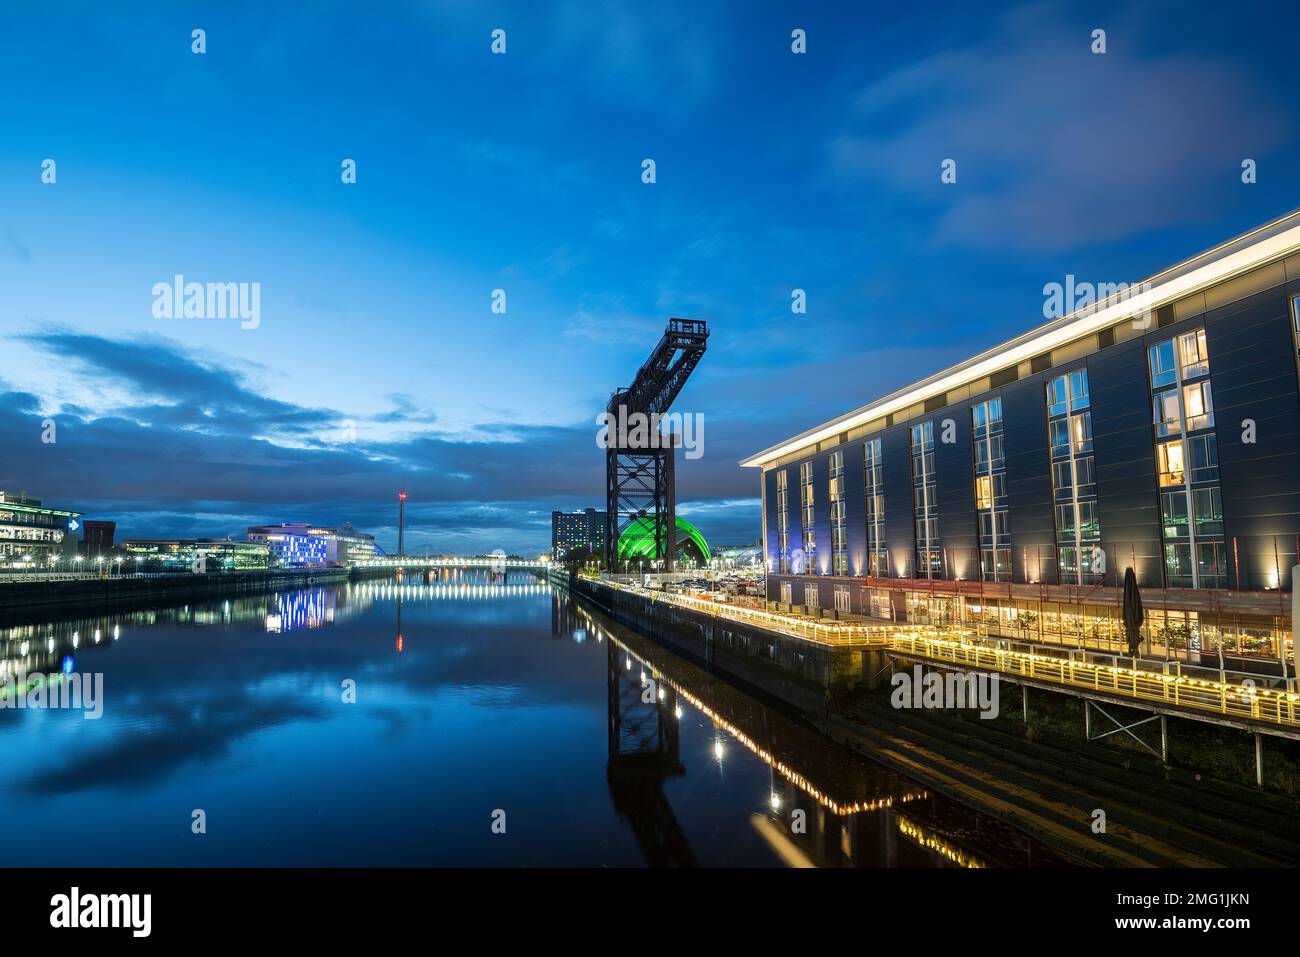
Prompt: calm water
<box><xmin>0</xmin><ymin>571</ymin><xmax>1072</xmax><ymax>867</ymax></box>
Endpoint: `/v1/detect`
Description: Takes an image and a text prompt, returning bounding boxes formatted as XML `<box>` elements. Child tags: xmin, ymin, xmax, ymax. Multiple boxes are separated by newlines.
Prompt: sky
<box><xmin>1</xmin><ymin>0</ymin><xmax>1297</xmax><ymax>554</ymax></box>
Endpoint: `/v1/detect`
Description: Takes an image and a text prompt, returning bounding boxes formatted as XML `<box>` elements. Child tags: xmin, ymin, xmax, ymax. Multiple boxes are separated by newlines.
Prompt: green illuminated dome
<box><xmin>616</xmin><ymin>516</ymin><xmax>711</xmax><ymax>567</ymax></box>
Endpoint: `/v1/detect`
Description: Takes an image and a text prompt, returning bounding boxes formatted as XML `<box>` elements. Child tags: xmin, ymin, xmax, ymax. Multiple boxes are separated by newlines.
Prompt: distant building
<box><xmin>246</xmin><ymin>525</ymin><xmax>330</xmax><ymax>567</ymax></box>
<box><xmin>552</xmin><ymin>508</ymin><xmax>606</xmax><ymax>558</ymax></box>
<box><xmin>81</xmin><ymin>520</ymin><xmax>116</xmax><ymax>557</ymax></box>
<box><xmin>0</xmin><ymin>491</ymin><xmax>81</xmax><ymax>569</ymax></box>
<box><xmin>124</xmin><ymin>539</ymin><xmax>271</xmax><ymax>571</ymax></box>
<box><xmin>336</xmin><ymin>522</ymin><xmax>377</xmax><ymax>565</ymax></box>
<box><xmin>711</xmin><ymin>543</ymin><xmax>763</xmax><ymax>568</ymax></box>
<box><xmin>123</xmin><ymin>539</ymin><xmax>194</xmax><ymax>570</ymax></box>
<box><xmin>246</xmin><ymin>523</ymin><xmax>376</xmax><ymax>567</ymax></box>
<box><xmin>197</xmin><ymin>540</ymin><xmax>272</xmax><ymax>571</ymax></box>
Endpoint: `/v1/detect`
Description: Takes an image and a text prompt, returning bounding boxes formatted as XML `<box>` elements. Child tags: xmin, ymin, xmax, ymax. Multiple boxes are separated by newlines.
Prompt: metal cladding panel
<box><xmin>1202</xmin><ymin>286</ymin><xmax>1300</xmax><ymax>590</ymax></box>
<box><xmin>1088</xmin><ymin>341</ymin><xmax>1163</xmax><ymax>587</ymax></box>
<box><xmin>839</xmin><ymin>440</ymin><xmax>868</xmax><ymax>576</ymax></box>
<box><xmin>1002</xmin><ymin>378</ymin><xmax>1057</xmax><ymax>583</ymax></box>
<box><xmin>787</xmin><ymin>463</ymin><xmax>804</xmax><ymax>572</ymax></box>
<box><xmin>812</xmin><ymin>452</ymin><xmax>832</xmax><ymax>575</ymax></box>
<box><xmin>762</xmin><ymin>468</ymin><xmax>780</xmax><ymax>571</ymax></box>
<box><xmin>933</xmin><ymin>410</ymin><xmax>978</xmax><ymax>579</ymax></box>
<box><xmin>881</xmin><ymin>426</ymin><xmax>916</xmax><ymax>579</ymax></box>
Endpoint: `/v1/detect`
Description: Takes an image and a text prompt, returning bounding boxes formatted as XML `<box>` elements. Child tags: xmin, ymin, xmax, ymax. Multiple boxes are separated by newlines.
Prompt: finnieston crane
<box><xmin>604</xmin><ymin>318</ymin><xmax>709</xmax><ymax>572</ymax></box>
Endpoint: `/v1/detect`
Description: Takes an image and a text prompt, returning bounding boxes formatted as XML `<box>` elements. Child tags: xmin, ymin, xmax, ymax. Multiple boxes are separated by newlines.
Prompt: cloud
<box><xmin>830</xmin><ymin>2</ymin><xmax>1290</xmax><ymax>250</ymax></box>
<box><xmin>1</xmin><ymin>330</ymin><xmax>762</xmax><ymax>551</ymax></box>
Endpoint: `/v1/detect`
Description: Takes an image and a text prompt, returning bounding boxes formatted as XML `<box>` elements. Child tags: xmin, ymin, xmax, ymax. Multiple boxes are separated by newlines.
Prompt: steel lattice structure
<box><xmin>604</xmin><ymin>318</ymin><xmax>708</xmax><ymax>572</ymax></box>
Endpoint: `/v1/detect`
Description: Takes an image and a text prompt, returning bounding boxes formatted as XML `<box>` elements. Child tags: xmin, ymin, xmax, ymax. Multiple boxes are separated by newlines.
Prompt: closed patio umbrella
<box><xmin>1122</xmin><ymin>566</ymin><xmax>1144</xmax><ymax>658</ymax></box>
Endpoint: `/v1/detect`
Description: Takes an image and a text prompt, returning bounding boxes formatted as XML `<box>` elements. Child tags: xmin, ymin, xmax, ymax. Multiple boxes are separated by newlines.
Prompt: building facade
<box><xmin>552</xmin><ymin>508</ymin><xmax>607</xmax><ymax>558</ymax></box>
<box><xmin>245</xmin><ymin>523</ymin><xmax>375</xmax><ymax>567</ymax></box>
<box><xmin>0</xmin><ymin>492</ymin><xmax>81</xmax><ymax>568</ymax></box>
<box><xmin>743</xmin><ymin>213</ymin><xmax>1300</xmax><ymax>667</ymax></box>
<box><xmin>335</xmin><ymin>522</ymin><xmax>377</xmax><ymax>565</ymax></box>
<box><xmin>124</xmin><ymin>539</ymin><xmax>271</xmax><ymax>571</ymax></box>
<box><xmin>246</xmin><ymin>525</ymin><xmax>332</xmax><ymax>567</ymax></box>
<box><xmin>80</xmin><ymin>520</ymin><xmax>117</xmax><ymax>557</ymax></box>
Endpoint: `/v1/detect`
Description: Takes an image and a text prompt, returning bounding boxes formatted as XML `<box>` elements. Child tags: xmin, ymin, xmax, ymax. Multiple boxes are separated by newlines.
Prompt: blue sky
<box><xmin>1</xmin><ymin>0</ymin><xmax>1297</xmax><ymax>553</ymax></box>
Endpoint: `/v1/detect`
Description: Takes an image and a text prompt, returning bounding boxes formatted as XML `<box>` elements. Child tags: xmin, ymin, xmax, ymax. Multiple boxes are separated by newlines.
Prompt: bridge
<box><xmin>357</xmin><ymin>557</ymin><xmax>550</xmax><ymax>570</ymax></box>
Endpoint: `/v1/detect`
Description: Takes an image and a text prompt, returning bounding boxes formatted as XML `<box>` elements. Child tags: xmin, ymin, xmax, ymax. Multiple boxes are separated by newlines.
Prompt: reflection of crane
<box><xmin>605</xmin><ymin>639</ymin><xmax>697</xmax><ymax>867</ymax></box>
<box><xmin>605</xmin><ymin>318</ymin><xmax>709</xmax><ymax>572</ymax></box>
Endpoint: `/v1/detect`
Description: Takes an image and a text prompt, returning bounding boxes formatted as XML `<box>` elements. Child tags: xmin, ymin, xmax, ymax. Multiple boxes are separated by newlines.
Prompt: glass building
<box><xmin>0</xmin><ymin>492</ymin><xmax>81</xmax><ymax>569</ymax></box>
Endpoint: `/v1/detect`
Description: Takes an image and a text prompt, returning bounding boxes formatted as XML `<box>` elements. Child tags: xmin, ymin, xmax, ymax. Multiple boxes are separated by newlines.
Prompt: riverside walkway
<box><xmin>582</xmin><ymin>575</ymin><xmax>1300</xmax><ymax>743</ymax></box>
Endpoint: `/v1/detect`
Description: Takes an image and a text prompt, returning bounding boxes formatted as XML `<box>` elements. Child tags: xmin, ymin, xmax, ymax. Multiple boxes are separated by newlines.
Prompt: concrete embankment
<box><xmin>0</xmin><ymin>568</ymin><xmax>349</xmax><ymax>618</ymax></box>
<box><xmin>557</xmin><ymin>570</ymin><xmax>1300</xmax><ymax>865</ymax></box>
<box><xmin>559</xmin><ymin>571</ymin><xmax>879</xmax><ymax>716</ymax></box>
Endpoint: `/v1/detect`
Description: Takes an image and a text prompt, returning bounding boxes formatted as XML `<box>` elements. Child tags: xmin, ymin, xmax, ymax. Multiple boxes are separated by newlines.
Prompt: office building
<box><xmin>246</xmin><ymin>523</ymin><xmax>376</xmax><ymax>567</ymax></box>
<box><xmin>0</xmin><ymin>491</ymin><xmax>81</xmax><ymax>569</ymax></box>
<box><xmin>124</xmin><ymin>539</ymin><xmax>271</xmax><ymax>571</ymax></box>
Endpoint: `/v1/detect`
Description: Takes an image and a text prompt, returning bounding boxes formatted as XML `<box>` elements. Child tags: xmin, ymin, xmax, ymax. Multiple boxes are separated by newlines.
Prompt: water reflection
<box><xmin>563</xmin><ymin>599</ymin><xmax>1071</xmax><ymax>868</ymax></box>
<box><xmin>0</xmin><ymin>573</ymin><xmax>1073</xmax><ymax>866</ymax></box>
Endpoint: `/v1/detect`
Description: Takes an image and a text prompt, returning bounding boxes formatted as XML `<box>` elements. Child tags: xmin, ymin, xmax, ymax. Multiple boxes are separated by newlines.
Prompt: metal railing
<box><xmin>893</xmin><ymin>632</ymin><xmax>1300</xmax><ymax>729</ymax></box>
<box><xmin>592</xmin><ymin>576</ymin><xmax>888</xmax><ymax>644</ymax></box>
<box><xmin>583</xmin><ymin>574</ymin><xmax>1300</xmax><ymax>729</ymax></box>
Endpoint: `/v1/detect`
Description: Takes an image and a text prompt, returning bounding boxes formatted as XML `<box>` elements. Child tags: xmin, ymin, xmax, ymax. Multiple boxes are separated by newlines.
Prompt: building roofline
<box><xmin>740</xmin><ymin>208</ymin><xmax>1300</xmax><ymax>468</ymax></box>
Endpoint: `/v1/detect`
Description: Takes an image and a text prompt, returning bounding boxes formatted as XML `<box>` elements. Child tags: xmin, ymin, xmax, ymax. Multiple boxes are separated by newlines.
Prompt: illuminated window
<box><xmin>799</xmin><ymin>461</ymin><xmax>816</xmax><ymax>573</ymax></box>
<box><xmin>1047</xmin><ymin>366</ymin><xmax>1101</xmax><ymax>584</ymax></box>
<box><xmin>1178</xmin><ymin>328</ymin><xmax>1210</xmax><ymax>379</ymax></box>
<box><xmin>1157</xmin><ymin>439</ymin><xmax>1186</xmax><ymax>487</ymax></box>
<box><xmin>1182</xmin><ymin>380</ymin><xmax>1214</xmax><ymax>431</ymax></box>
<box><xmin>829</xmin><ymin>451</ymin><xmax>846</xmax><ymax>576</ymax></box>
<box><xmin>863</xmin><ymin>439</ymin><xmax>887</xmax><ymax>576</ymax></box>
<box><xmin>1146</xmin><ymin>326</ymin><xmax>1223</xmax><ymax>589</ymax></box>
<box><xmin>911</xmin><ymin>422</ymin><xmax>940</xmax><ymax>577</ymax></box>
<box><xmin>1153</xmin><ymin>390</ymin><xmax>1181</xmax><ymax>437</ymax></box>
<box><xmin>775</xmin><ymin>470</ymin><xmax>789</xmax><ymax>573</ymax></box>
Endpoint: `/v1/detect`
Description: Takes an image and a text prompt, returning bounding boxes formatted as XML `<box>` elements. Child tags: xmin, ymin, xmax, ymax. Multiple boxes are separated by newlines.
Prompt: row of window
<box><xmin>771</xmin><ymin>318</ymin><xmax>1254</xmax><ymax>590</ymax></box>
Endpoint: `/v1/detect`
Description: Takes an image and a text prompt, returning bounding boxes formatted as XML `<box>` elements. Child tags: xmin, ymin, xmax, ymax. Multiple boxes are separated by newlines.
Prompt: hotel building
<box><xmin>743</xmin><ymin>212</ymin><xmax>1300</xmax><ymax>669</ymax></box>
<box><xmin>552</xmin><ymin>508</ymin><xmax>607</xmax><ymax>558</ymax></box>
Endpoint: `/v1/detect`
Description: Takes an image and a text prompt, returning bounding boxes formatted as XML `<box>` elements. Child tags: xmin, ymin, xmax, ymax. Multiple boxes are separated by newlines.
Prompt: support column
<box><xmin>1022</xmin><ymin>685</ymin><xmax>1028</xmax><ymax>723</ymax></box>
<box><xmin>1255</xmin><ymin>732</ymin><xmax>1264</xmax><ymax>788</ymax></box>
<box><xmin>1160</xmin><ymin>715</ymin><xmax>1168</xmax><ymax>763</ymax></box>
<box><xmin>1084</xmin><ymin>699</ymin><xmax>1091</xmax><ymax>739</ymax></box>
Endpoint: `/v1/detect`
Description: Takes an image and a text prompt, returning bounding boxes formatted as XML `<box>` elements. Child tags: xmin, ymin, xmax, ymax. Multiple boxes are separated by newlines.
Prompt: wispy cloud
<box><xmin>831</xmin><ymin>2</ymin><xmax>1290</xmax><ymax>249</ymax></box>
